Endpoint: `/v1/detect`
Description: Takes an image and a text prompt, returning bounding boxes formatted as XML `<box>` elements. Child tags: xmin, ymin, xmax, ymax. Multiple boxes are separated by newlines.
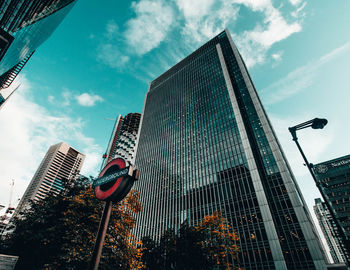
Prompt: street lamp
<box><xmin>288</xmin><ymin>118</ymin><xmax>350</xmax><ymax>265</ymax></box>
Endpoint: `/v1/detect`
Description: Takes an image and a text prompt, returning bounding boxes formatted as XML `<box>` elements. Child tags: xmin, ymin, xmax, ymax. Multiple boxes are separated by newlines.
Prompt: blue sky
<box><xmin>0</xmin><ymin>0</ymin><xmax>349</xmax><ymax>253</ymax></box>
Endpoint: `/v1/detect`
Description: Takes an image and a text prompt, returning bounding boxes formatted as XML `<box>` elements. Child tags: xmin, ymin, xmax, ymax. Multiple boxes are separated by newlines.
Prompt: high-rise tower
<box><xmin>0</xmin><ymin>0</ymin><xmax>77</xmax><ymax>102</ymax></box>
<box><xmin>102</xmin><ymin>113</ymin><xmax>141</xmax><ymax>168</ymax></box>
<box><xmin>133</xmin><ymin>29</ymin><xmax>327</xmax><ymax>269</ymax></box>
<box><xmin>14</xmin><ymin>142</ymin><xmax>85</xmax><ymax>215</ymax></box>
<box><xmin>107</xmin><ymin>113</ymin><xmax>141</xmax><ymax>165</ymax></box>
<box><xmin>314</xmin><ymin>198</ymin><xmax>345</xmax><ymax>263</ymax></box>
<box><xmin>313</xmin><ymin>155</ymin><xmax>350</xmax><ymax>263</ymax></box>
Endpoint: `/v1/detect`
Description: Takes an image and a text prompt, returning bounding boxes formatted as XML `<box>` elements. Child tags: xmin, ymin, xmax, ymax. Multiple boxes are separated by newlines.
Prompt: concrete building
<box><xmin>14</xmin><ymin>142</ymin><xmax>85</xmax><ymax>215</ymax></box>
<box><xmin>102</xmin><ymin>113</ymin><xmax>141</xmax><ymax>167</ymax></box>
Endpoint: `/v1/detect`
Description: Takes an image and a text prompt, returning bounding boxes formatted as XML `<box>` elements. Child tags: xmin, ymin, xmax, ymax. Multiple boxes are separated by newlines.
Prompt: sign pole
<box><xmin>90</xmin><ymin>157</ymin><xmax>140</xmax><ymax>269</ymax></box>
<box><xmin>89</xmin><ymin>200</ymin><xmax>113</xmax><ymax>270</ymax></box>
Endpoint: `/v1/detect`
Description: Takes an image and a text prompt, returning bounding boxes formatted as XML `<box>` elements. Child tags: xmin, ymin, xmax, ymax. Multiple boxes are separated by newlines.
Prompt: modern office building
<box><xmin>0</xmin><ymin>0</ymin><xmax>77</xmax><ymax>103</ymax></box>
<box><xmin>314</xmin><ymin>198</ymin><xmax>345</xmax><ymax>263</ymax></box>
<box><xmin>102</xmin><ymin>113</ymin><xmax>141</xmax><ymax>168</ymax></box>
<box><xmin>14</xmin><ymin>142</ymin><xmax>85</xmax><ymax>216</ymax></box>
<box><xmin>313</xmin><ymin>155</ymin><xmax>350</xmax><ymax>262</ymax></box>
<box><xmin>133</xmin><ymin>29</ymin><xmax>327</xmax><ymax>269</ymax></box>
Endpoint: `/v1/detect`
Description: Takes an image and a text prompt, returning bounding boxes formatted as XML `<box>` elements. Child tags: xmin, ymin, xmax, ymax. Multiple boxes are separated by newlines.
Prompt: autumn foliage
<box><xmin>0</xmin><ymin>178</ymin><xmax>244</xmax><ymax>270</ymax></box>
<box><xmin>141</xmin><ymin>211</ymin><xmax>243</xmax><ymax>270</ymax></box>
<box><xmin>0</xmin><ymin>179</ymin><xmax>143</xmax><ymax>269</ymax></box>
<box><xmin>197</xmin><ymin>212</ymin><xmax>241</xmax><ymax>269</ymax></box>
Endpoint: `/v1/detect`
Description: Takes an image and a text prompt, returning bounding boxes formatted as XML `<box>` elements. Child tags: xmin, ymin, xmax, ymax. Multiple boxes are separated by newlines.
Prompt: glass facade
<box><xmin>0</xmin><ymin>0</ymin><xmax>76</xmax><ymax>91</ymax></box>
<box><xmin>313</xmin><ymin>155</ymin><xmax>350</xmax><ymax>262</ymax></box>
<box><xmin>134</xmin><ymin>30</ymin><xmax>327</xmax><ymax>269</ymax></box>
<box><xmin>0</xmin><ymin>28</ymin><xmax>13</xmax><ymax>61</ymax></box>
<box><xmin>0</xmin><ymin>0</ymin><xmax>76</xmax><ymax>75</ymax></box>
<box><xmin>314</xmin><ymin>198</ymin><xmax>346</xmax><ymax>263</ymax></box>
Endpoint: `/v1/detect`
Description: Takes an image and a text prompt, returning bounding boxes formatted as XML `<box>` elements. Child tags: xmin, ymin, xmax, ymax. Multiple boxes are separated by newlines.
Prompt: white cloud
<box><xmin>247</xmin><ymin>12</ymin><xmax>301</xmax><ymax>48</ymax></box>
<box><xmin>0</xmin><ymin>76</ymin><xmax>102</xmax><ymax>209</ymax></box>
<box><xmin>62</xmin><ymin>89</ymin><xmax>71</xmax><ymax>106</ymax></box>
<box><xmin>176</xmin><ymin>0</ymin><xmax>215</xmax><ymax>19</ymax></box>
<box><xmin>48</xmin><ymin>88</ymin><xmax>73</xmax><ymax>107</ymax></box>
<box><xmin>125</xmin><ymin>0</ymin><xmax>174</xmax><ymax>55</ymax></box>
<box><xmin>97</xmin><ymin>43</ymin><xmax>130</xmax><ymax>69</ymax></box>
<box><xmin>231</xmin><ymin>0</ymin><xmax>301</xmax><ymax>67</ymax></box>
<box><xmin>272</xmin><ymin>52</ymin><xmax>283</xmax><ymax>61</ymax></box>
<box><xmin>173</xmin><ymin>0</ymin><xmax>302</xmax><ymax>68</ymax></box>
<box><xmin>176</xmin><ymin>0</ymin><xmax>240</xmax><ymax>45</ymax></box>
<box><xmin>48</xmin><ymin>95</ymin><xmax>54</xmax><ymax>104</ymax></box>
<box><xmin>106</xmin><ymin>20</ymin><xmax>119</xmax><ymax>39</ymax></box>
<box><xmin>262</xmin><ymin>41</ymin><xmax>350</xmax><ymax>104</ymax></box>
<box><xmin>76</xmin><ymin>93</ymin><xmax>103</xmax><ymax>107</ymax></box>
<box><xmin>289</xmin><ymin>0</ymin><xmax>302</xmax><ymax>6</ymax></box>
<box><xmin>291</xmin><ymin>2</ymin><xmax>307</xmax><ymax>18</ymax></box>
<box><xmin>97</xmin><ymin>20</ymin><xmax>130</xmax><ymax>69</ymax></box>
<box><xmin>96</xmin><ymin>0</ymin><xmax>304</xmax><ymax>73</ymax></box>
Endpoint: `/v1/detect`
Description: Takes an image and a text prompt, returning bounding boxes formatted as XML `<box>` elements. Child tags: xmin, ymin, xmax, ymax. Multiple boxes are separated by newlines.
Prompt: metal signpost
<box><xmin>89</xmin><ymin>157</ymin><xmax>139</xmax><ymax>270</ymax></box>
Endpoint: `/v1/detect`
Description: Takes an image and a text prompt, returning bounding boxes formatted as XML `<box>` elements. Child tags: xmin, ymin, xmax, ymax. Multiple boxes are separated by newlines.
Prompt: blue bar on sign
<box><xmin>93</xmin><ymin>167</ymin><xmax>129</xmax><ymax>187</ymax></box>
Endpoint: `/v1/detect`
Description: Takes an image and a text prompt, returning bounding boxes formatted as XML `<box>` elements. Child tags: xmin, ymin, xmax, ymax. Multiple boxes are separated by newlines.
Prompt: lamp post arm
<box><xmin>291</xmin><ymin>136</ymin><xmax>318</xmax><ymax>186</ymax></box>
<box><xmin>293</xmin><ymin>119</ymin><xmax>314</xmax><ymax>130</ymax></box>
<box><xmin>288</xmin><ymin>119</ymin><xmax>320</xmax><ymax>141</ymax></box>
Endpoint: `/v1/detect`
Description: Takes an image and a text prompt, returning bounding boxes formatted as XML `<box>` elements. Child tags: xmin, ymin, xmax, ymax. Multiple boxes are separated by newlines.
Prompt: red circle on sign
<box><xmin>94</xmin><ymin>158</ymin><xmax>126</xmax><ymax>200</ymax></box>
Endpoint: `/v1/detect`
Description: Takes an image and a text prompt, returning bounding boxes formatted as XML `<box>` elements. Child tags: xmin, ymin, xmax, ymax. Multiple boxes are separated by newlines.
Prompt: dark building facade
<box><xmin>313</xmin><ymin>155</ymin><xmax>350</xmax><ymax>261</ymax></box>
<box><xmin>0</xmin><ymin>0</ymin><xmax>76</xmax><ymax>93</ymax></box>
<box><xmin>314</xmin><ymin>198</ymin><xmax>346</xmax><ymax>263</ymax></box>
<box><xmin>102</xmin><ymin>113</ymin><xmax>141</xmax><ymax>168</ymax></box>
<box><xmin>133</xmin><ymin>29</ymin><xmax>327</xmax><ymax>269</ymax></box>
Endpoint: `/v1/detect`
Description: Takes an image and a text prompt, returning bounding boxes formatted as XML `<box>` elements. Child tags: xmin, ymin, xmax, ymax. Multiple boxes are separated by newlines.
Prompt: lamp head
<box><xmin>311</xmin><ymin>118</ymin><xmax>328</xmax><ymax>130</ymax></box>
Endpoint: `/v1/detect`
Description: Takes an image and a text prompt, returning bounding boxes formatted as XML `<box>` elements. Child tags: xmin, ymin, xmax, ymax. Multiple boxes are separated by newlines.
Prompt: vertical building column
<box><xmin>133</xmin><ymin>84</ymin><xmax>149</xmax><ymax>165</ymax></box>
<box><xmin>133</xmin><ymin>84</ymin><xmax>150</xmax><ymax>239</ymax></box>
<box><xmin>104</xmin><ymin>115</ymin><xmax>122</xmax><ymax>167</ymax></box>
<box><xmin>225</xmin><ymin>29</ymin><xmax>327</xmax><ymax>269</ymax></box>
<box><xmin>216</xmin><ymin>43</ymin><xmax>287</xmax><ymax>270</ymax></box>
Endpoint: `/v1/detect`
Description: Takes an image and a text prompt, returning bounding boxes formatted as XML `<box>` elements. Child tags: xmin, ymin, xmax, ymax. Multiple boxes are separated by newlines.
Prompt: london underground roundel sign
<box><xmin>93</xmin><ymin>158</ymin><xmax>137</xmax><ymax>202</ymax></box>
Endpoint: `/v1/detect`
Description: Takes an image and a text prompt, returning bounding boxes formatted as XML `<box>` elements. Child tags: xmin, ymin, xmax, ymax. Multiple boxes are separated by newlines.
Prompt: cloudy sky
<box><xmin>0</xmin><ymin>0</ymin><xmax>349</xmax><ymax>249</ymax></box>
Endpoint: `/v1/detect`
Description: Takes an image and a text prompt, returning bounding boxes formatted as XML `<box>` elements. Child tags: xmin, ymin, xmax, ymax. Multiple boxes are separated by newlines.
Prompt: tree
<box><xmin>196</xmin><ymin>211</ymin><xmax>240</xmax><ymax>269</ymax></box>
<box><xmin>141</xmin><ymin>211</ymin><xmax>242</xmax><ymax>270</ymax></box>
<box><xmin>0</xmin><ymin>178</ymin><xmax>143</xmax><ymax>269</ymax></box>
<box><xmin>175</xmin><ymin>222</ymin><xmax>210</xmax><ymax>270</ymax></box>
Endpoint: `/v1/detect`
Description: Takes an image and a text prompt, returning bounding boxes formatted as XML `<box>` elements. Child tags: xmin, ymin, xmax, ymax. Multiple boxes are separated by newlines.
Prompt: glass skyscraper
<box><xmin>0</xmin><ymin>0</ymin><xmax>76</xmax><ymax>91</ymax></box>
<box><xmin>134</xmin><ymin>29</ymin><xmax>327</xmax><ymax>269</ymax></box>
<box><xmin>314</xmin><ymin>198</ymin><xmax>346</xmax><ymax>263</ymax></box>
<box><xmin>313</xmin><ymin>155</ymin><xmax>350</xmax><ymax>263</ymax></box>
